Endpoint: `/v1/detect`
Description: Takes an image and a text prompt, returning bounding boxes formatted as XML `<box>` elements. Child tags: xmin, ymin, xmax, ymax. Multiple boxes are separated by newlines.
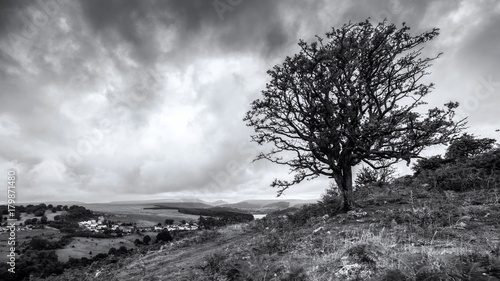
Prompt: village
<box><xmin>77</xmin><ymin>217</ymin><xmax>199</xmax><ymax>234</ymax></box>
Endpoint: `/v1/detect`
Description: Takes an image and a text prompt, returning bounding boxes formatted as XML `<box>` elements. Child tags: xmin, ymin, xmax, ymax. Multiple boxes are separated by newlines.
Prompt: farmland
<box><xmin>0</xmin><ymin>227</ymin><xmax>60</xmax><ymax>263</ymax></box>
<box><xmin>82</xmin><ymin>203</ymin><xmax>200</xmax><ymax>226</ymax></box>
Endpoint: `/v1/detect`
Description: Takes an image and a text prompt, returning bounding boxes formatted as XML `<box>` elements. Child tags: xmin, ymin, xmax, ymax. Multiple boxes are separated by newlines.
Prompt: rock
<box><xmin>458</xmin><ymin>216</ymin><xmax>472</xmax><ymax>222</ymax></box>
<box><xmin>313</xmin><ymin>226</ymin><xmax>324</xmax><ymax>234</ymax></box>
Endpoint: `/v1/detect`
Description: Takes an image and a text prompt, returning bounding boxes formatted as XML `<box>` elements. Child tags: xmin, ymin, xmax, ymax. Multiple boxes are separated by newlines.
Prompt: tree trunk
<box><xmin>333</xmin><ymin>165</ymin><xmax>355</xmax><ymax>212</ymax></box>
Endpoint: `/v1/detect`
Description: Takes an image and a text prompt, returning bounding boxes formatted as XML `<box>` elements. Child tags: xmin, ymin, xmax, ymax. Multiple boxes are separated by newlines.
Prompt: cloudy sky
<box><xmin>1</xmin><ymin>0</ymin><xmax>499</xmax><ymax>204</ymax></box>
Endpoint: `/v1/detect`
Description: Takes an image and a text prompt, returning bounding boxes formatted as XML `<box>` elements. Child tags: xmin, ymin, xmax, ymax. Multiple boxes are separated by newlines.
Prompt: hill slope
<box><xmin>45</xmin><ymin>187</ymin><xmax>500</xmax><ymax>281</ymax></box>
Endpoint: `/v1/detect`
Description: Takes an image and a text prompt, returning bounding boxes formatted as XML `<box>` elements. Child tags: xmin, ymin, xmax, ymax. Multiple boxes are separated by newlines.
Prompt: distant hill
<box><xmin>18</xmin><ymin>201</ymin><xmax>86</xmax><ymax>206</ymax></box>
<box><xmin>262</xmin><ymin>201</ymin><xmax>290</xmax><ymax>209</ymax></box>
<box><xmin>221</xmin><ymin>201</ymin><xmax>263</xmax><ymax>209</ymax></box>
<box><xmin>221</xmin><ymin>199</ymin><xmax>318</xmax><ymax>211</ymax></box>
<box><xmin>210</xmin><ymin>200</ymin><xmax>229</xmax><ymax>206</ymax></box>
<box><xmin>145</xmin><ymin>202</ymin><xmax>213</xmax><ymax>209</ymax></box>
<box><xmin>104</xmin><ymin>198</ymin><xmax>179</xmax><ymax>204</ymax></box>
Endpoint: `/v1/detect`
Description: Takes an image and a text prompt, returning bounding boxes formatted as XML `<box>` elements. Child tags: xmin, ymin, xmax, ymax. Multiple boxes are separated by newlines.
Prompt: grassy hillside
<box><xmin>39</xmin><ymin>184</ymin><xmax>500</xmax><ymax>281</ymax></box>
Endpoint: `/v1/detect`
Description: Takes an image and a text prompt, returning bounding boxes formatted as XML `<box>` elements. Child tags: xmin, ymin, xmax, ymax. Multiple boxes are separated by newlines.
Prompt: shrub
<box><xmin>199</xmin><ymin>252</ymin><xmax>228</xmax><ymax>277</ymax></box>
<box><xmin>93</xmin><ymin>253</ymin><xmax>108</xmax><ymax>261</ymax></box>
<box><xmin>118</xmin><ymin>246</ymin><xmax>128</xmax><ymax>254</ymax></box>
<box><xmin>280</xmin><ymin>265</ymin><xmax>308</xmax><ymax>281</ymax></box>
<box><xmin>30</xmin><ymin>238</ymin><xmax>48</xmax><ymax>250</ymax></box>
<box><xmin>194</xmin><ymin>230</ymin><xmax>220</xmax><ymax>244</ymax></box>
<box><xmin>156</xmin><ymin>230</ymin><xmax>173</xmax><ymax>243</ymax></box>
<box><xmin>34</xmin><ymin>209</ymin><xmax>45</xmax><ymax>217</ymax></box>
<box><xmin>108</xmin><ymin>247</ymin><xmax>117</xmax><ymax>255</ymax></box>
<box><xmin>287</xmin><ymin>203</ymin><xmax>326</xmax><ymax>226</ymax></box>
<box><xmin>319</xmin><ymin>183</ymin><xmax>343</xmax><ymax>216</ymax></box>
<box><xmin>379</xmin><ymin>269</ymin><xmax>409</xmax><ymax>281</ymax></box>
<box><xmin>413</xmin><ymin>147</ymin><xmax>500</xmax><ymax>192</ymax></box>
<box><xmin>355</xmin><ymin>164</ymin><xmax>395</xmax><ymax>188</ymax></box>
<box><xmin>345</xmin><ymin>243</ymin><xmax>383</xmax><ymax>267</ymax></box>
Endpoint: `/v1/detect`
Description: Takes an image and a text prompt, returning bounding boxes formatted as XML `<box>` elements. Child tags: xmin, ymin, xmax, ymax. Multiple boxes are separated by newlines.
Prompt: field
<box><xmin>56</xmin><ymin>236</ymin><xmax>137</xmax><ymax>262</ymax></box>
<box><xmin>1</xmin><ymin>204</ymin><xmax>197</xmax><ymax>265</ymax></box>
<box><xmin>83</xmin><ymin>203</ymin><xmax>200</xmax><ymax>226</ymax></box>
<box><xmin>0</xmin><ymin>227</ymin><xmax>60</xmax><ymax>262</ymax></box>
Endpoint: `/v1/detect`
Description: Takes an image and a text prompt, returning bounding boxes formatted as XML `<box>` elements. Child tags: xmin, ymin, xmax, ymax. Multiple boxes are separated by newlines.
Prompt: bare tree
<box><xmin>244</xmin><ymin>19</ymin><xmax>465</xmax><ymax>211</ymax></box>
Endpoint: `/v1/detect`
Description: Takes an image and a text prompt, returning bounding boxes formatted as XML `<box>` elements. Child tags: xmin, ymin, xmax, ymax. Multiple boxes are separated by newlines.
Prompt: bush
<box><xmin>93</xmin><ymin>253</ymin><xmax>108</xmax><ymax>261</ymax></box>
<box><xmin>287</xmin><ymin>203</ymin><xmax>325</xmax><ymax>226</ymax></box>
<box><xmin>379</xmin><ymin>269</ymin><xmax>409</xmax><ymax>281</ymax></box>
<box><xmin>108</xmin><ymin>247</ymin><xmax>117</xmax><ymax>255</ymax></box>
<box><xmin>355</xmin><ymin>164</ymin><xmax>395</xmax><ymax>188</ymax></box>
<box><xmin>319</xmin><ymin>183</ymin><xmax>343</xmax><ymax>216</ymax></box>
<box><xmin>345</xmin><ymin>243</ymin><xmax>382</xmax><ymax>267</ymax></box>
<box><xmin>414</xmin><ymin>148</ymin><xmax>500</xmax><ymax>192</ymax></box>
<box><xmin>34</xmin><ymin>209</ymin><xmax>45</xmax><ymax>217</ymax></box>
<box><xmin>156</xmin><ymin>230</ymin><xmax>173</xmax><ymax>243</ymax></box>
<box><xmin>30</xmin><ymin>238</ymin><xmax>48</xmax><ymax>250</ymax></box>
<box><xmin>118</xmin><ymin>246</ymin><xmax>128</xmax><ymax>254</ymax></box>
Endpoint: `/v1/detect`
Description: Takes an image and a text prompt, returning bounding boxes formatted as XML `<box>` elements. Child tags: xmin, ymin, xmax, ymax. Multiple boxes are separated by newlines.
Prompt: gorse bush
<box><xmin>412</xmin><ymin>134</ymin><xmax>499</xmax><ymax>192</ymax></box>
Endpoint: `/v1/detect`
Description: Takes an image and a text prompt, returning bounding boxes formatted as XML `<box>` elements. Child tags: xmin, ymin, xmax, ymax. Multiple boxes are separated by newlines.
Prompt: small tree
<box><xmin>245</xmin><ymin>19</ymin><xmax>465</xmax><ymax>211</ymax></box>
<box><xmin>156</xmin><ymin>230</ymin><xmax>173</xmax><ymax>243</ymax></box>
<box><xmin>143</xmin><ymin>235</ymin><xmax>151</xmax><ymax>245</ymax></box>
<box><xmin>34</xmin><ymin>209</ymin><xmax>45</xmax><ymax>217</ymax></box>
<box><xmin>355</xmin><ymin>162</ymin><xmax>395</xmax><ymax>188</ymax></box>
<box><xmin>118</xmin><ymin>246</ymin><xmax>128</xmax><ymax>254</ymax></box>
<box><xmin>40</xmin><ymin>215</ymin><xmax>48</xmax><ymax>224</ymax></box>
<box><xmin>445</xmin><ymin>133</ymin><xmax>496</xmax><ymax>160</ymax></box>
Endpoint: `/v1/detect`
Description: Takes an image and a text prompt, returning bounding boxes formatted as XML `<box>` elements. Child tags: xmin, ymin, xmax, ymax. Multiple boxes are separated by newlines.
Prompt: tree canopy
<box><xmin>444</xmin><ymin>133</ymin><xmax>496</xmax><ymax>160</ymax></box>
<box><xmin>244</xmin><ymin>19</ymin><xmax>465</xmax><ymax>211</ymax></box>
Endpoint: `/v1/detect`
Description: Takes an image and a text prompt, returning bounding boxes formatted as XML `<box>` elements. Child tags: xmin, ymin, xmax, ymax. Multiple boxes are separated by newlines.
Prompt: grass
<box><xmin>56</xmin><ymin>237</ymin><xmax>136</xmax><ymax>262</ymax></box>
<box><xmin>30</xmin><ymin>186</ymin><xmax>500</xmax><ymax>280</ymax></box>
<box><xmin>0</xmin><ymin>227</ymin><xmax>60</xmax><ymax>262</ymax></box>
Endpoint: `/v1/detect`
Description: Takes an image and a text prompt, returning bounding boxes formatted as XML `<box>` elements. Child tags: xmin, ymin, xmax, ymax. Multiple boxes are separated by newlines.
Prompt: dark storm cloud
<box><xmin>0</xmin><ymin>0</ymin><xmax>34</xmax><ymax>39</ymax></box>
<box><xmin>0</xmin><ymin>0</ymin><xmax>498</xmax><ymax>203</ymax></box>
<box><xmin>341</xmin><ymin>0</ymin><xmax>460</xmax><ymax>33</ymax></box>
<box><xmin>456</xmin><ymin>7</ymin><xmax>500</xmax><ymax>75</ymax></box>
<box><xmin>78</xmin><ymin>0</ymin><xmax>302</xmax><ymax>66</ymax></box>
